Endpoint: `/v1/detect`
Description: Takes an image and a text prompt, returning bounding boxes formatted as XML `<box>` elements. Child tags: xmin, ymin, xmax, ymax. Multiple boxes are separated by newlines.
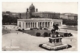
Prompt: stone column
<box><xmin>32</xmin><ymin>22</ymin><xmax>33</xmax><ymax>28</ymax></box>
<box><xmin>60</xmin><ymin>21</ymin><xmax>62</xmax><ymax>26</ymax></box>
<box><xmin>29</xmin><ymin>23</ymin><xmax>31</xmax><ymax>28</ymax></box>
<box><xmin>24</xmin><ymin>22</ymin><xmax>26</xmax><ymax>29</ymax></box>
<box><xmin>31</xmin><ymin>22</ymin><xmax>33</xmax><ymax>28</ymax></box>
<box><xmin>34</xmin><ymin>22</ymin><xmax>35</xmax><ymax>28</ymax></box>
<box><xmin>50</xmin><ymin>22</ymin><xmax>52</xmax><ymax>28</ymax></box>
<box><xmin>43</xmin><ymin>22</ymin><xmax>44</xmax><ymax>28</ymax></box>
<box><xmin>46</xmin><ymin>22</ymin><xmax>48</xmax><ymax>27</ymax></box>
<box><xmin>17</xmin><ymin>21</ymin><xmax>19</xmax><ymax>27</ymax></box>
<box><xmin>47</xmin><ymin>22</ymin><xmax>48</xmax><ymax>28</ymax></box>
<box><xmin>34</xmin><ymin>23</ymin><xmax>36</xmax><ymax>28</ymax></box>
<box><xmin>41</xmin><ymin>22</ymin><xmax>43</xmax><ymax>27</ymax></box>
<box><xmin>29</xmin><ymin>22</ymin><xmax>31</xmax><ymax>28</ymax></box>
<box><xmin>60</xmin><ymin>38</ymin><xmax>62</xmax><ymax>44</ymax></box>
<box><xmin>44</xmin><ymin>22</ymin><xmax>45</xmax><ymax>28</ymax></box>
<box><xmin>36</xmin><ymin>22</ymin><xmax>38</xmax><ymax>28</ymax></box>
<box><xmin>48</xmin><ymin>22</ymin><xmax>49</xmax><ymax>28</ymax></box>
<box><xmin>31</xmin><ymin>22</ymin><xmax>32</xmax><ymax>28</ymax></box>
<box><xmin>22</xmin><ymin>22</ymin><xmax>24</xmax><ymax>29</ymax></box>
<box><xmin>21</xmin><ymin>22</ymin><xmax>23</xmax><ymax>29</ymax></box>
<box><xmin>38</xmin><ymin>22</ymin><xmax>39</xmax><ymax>28</ymax></box>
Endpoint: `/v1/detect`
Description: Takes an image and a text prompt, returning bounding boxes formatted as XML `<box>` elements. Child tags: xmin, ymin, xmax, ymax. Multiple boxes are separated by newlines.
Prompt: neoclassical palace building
<box><xmin>17</xmin><ymin>3</ymin><xmax>62</xmax><ymax>30</ymax></box>
<box><xmin>17</xmin><ymin>18</ymin><xmax>62</xmax><ymax>30</ymax></box>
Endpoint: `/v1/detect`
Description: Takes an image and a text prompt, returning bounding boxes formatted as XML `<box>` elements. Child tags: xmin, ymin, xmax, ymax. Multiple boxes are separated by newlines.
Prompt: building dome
<box><xmin>29</xmin><ymin>3</ymin><xmax>35</xmax><ymax>9</ymax></box>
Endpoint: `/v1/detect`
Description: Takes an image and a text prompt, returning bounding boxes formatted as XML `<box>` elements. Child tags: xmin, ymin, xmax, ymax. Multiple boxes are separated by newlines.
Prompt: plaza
<box><xmin>2</xmin><ymin>25</ymin><xmax>77</xmax><ymax>51</ymax></box>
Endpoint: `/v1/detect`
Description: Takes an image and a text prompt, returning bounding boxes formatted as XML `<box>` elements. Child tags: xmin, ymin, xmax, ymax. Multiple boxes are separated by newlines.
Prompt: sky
<box><xmin>2</xmin><ymin>2</ymin><xmax>78</xmax><ymax>14</ymax></box>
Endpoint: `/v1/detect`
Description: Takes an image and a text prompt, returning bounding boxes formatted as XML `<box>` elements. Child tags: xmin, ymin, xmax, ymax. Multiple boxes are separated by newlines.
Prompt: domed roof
<box><xmin>29</xmin><ymin>3</ymin><xmax>35</xmax><ymax>9</ymax></box>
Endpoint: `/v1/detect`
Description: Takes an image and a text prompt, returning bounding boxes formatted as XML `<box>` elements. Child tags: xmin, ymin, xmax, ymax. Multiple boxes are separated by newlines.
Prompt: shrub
<box><xmin>64</xmin><ymin>33</ymin><xmax>68</xmax><ymax>37</ymax></box>
<box><xmin>18</xmin><ymin>29</ymin><xmax>21</xmax><ymax>31</ymax></box>
<box><xmin>22</xmin><ymin>29</ymin><xmax>24</xmax><ymax>31</ymax></box>
<box><xmin>68</xmin><ymin>33</ymin><xmax>73</xmax><ymax>36</ymax></box>
<box><xmin>36</xmin><ymin>32</ymin><xmax>41</xmax><ymax>36</ymax></box>
<box><xmin>49</xmin><ymin>38</ymin><xmax>52</xmax><ymax>43</ymax></box>
<box><xmin>30</xmin><ymin>28</ymin><xmax>33</xmax><ymax>30</ymax></box>
<box><xmin>44</xmin><ymin>28</ymin><xmax>47</xmax><ymax>30</ymax></box>
<box><xmin>48</xmin><ymin>33</ymin><xmax>51</xmax><ymax>37</ymax></box>
<box><xmin>43</xmin><ymin>32</ymin><xmax>49</xmax><ymax>37</ymax></box>
<box><xmin>60</xmin><ymin>35</ymin><xmax>64</xmax><ymax>37</ymax></box>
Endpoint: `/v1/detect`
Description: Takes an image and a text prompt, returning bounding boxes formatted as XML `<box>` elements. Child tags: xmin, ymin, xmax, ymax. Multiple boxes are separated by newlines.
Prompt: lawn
<box><xmin>62</xmin><ymin>26</ymin><xmax>77</xmax><ymax>31</ymax></box>
<box><xmin>19</xmin><ymin>29</ymin><xmax>73</xmax><ymax>37</ymax></box>
<box><xmin>2</xmin><ymin>29</ymin><xmax>10</xmax><ymax>35</ymax></box>
<box><xmin>20</xmin><ymin>30</ymin><xmax>51</xmax><ymax>37</ymax></box>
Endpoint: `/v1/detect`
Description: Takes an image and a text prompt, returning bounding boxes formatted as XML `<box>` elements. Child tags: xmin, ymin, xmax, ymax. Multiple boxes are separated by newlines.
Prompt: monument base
<box><xmin>39</xmin><ymin>43</ymin><xmax>72</xmax><ymax>51</ymax></box>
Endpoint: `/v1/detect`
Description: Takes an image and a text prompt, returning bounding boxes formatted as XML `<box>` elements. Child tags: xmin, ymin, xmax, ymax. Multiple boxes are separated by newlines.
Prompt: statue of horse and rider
<box><xmin>51</xmin><ymin>23</ymin><xmax>59</xmax><ymax>38</ymax></box>
<box><xmin>51</xmin><ymin>23</ymin><xmax>59</xmax><ymax>32</ymax></box>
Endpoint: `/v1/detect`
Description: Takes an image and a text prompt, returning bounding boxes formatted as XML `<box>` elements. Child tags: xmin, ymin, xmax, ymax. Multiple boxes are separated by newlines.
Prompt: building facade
<box><xmin>2</xmin><ymin>3</ymin><xmax>77</xmax><ymax>20</ymax></box>
<box><xmin>18</xmin><ymin>3</ymin><xmax>60</xmax><ymax>19</ymax></box>
<box><xmin>17</xmin><ymin>18</ymin><xmax>62</xmax><ymax>30</ymax></box>
<box><xmin>60</xmin><ymin>13</ymin><xmax>78</xmax><ymax>20</ymax></box>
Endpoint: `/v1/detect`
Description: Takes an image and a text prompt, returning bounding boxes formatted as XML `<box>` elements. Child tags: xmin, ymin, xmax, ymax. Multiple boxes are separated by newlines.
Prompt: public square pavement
<box><xmin>2</xmin><ymin>25</ymin><xmax>77</xmax><ymax>51</ymax></box>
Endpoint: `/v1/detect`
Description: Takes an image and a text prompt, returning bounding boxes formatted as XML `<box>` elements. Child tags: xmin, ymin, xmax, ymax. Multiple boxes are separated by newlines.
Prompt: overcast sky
<box><xmin>2</xmin><ymin>2</ymin><xmax>78</xmax><ymax>14</ymax></box>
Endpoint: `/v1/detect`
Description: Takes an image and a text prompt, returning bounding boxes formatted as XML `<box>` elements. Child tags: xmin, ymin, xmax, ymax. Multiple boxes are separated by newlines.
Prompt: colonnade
<box><xmin>18</xmin><ymin>20</ymin><xmax>62</xmax><ymax>29</ymax></box>
<box><xmin>26</xmin><ymin>22</ymin><xmax>51</xmax><ymax>28</ymax></box>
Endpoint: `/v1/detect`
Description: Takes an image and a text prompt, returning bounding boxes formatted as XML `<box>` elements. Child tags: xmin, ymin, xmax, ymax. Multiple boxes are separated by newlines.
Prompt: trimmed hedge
<box><xmin>36</xmin><ymin>32</ymin><xmax>41</xmax><ymax>36</ymax></box>
<box><xmin>43</xmin><ymin>32</ymin><xmax>49</xmax><ymax>37</ymax></box>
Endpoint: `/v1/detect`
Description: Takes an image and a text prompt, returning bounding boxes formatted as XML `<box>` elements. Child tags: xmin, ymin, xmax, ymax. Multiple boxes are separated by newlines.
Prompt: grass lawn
<box><xmin>62</xmin><ymin>26</ymin><xmax>77</xmax><ymax>31</ymax></box>
<box><xmin>19</xmin><ymin>29</ymin><xmax>71</xmax><ymax>37</ymax></box>
<box><xmin>20</xmin><ymin>30</ymin><xmax>51</xmax><ymax>37</ymax></box>
<box><xmin>2</xmin><ymin>29</ymin><xmax>10</xmax><ymax>35</ymax></box>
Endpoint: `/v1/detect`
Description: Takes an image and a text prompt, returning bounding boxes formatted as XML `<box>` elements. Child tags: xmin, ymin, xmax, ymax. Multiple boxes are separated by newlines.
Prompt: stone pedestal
<box><xmin>39</xmin><ymin>34</ymin><xmax>72</xmax><ymax>50</ymax></box>
<box><xmin>49</xmin><ymin>37</ymin><xmax>62</xmax><ymax>46</ymax></box>
<box><xmin>39</xmin><ymin>25</ymin><xmax>72</xmax><ymax>50</ymax></box>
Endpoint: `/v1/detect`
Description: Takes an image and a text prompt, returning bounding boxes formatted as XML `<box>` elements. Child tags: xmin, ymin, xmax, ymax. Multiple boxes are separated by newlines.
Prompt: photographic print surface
<box><xmin>2</xmin><ymin>2</ymin><xmax>78</xmax><ymax>51</ymax></box>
